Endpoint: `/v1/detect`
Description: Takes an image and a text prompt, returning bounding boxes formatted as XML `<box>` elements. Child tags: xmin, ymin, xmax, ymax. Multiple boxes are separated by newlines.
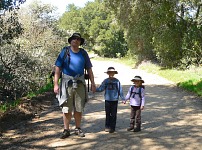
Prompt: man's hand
<box><xmin>54</xmin><ymin>66</ymin><xmax>60</xmax><ymax>94</ymax></box>
<box><xmin>91</xmin><ymin>84</ymin><xmax>96</xmax><ymax>93</ymax></box>
<box><xmin>54</xmin><ymin>84</ymin><xmax>59</xmax><ymax>94</ymax></box>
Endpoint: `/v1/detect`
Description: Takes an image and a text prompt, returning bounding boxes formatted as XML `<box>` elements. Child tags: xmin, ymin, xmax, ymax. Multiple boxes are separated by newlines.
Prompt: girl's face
<box><xmin>107</xmin><ymin>72</ymin><xmax>115</xmax><ymax>78</ymax></box>
<box><xmin>133</xmin><ymin>80</ymin><xmax>142</xmax><ymax>87</ymax></box>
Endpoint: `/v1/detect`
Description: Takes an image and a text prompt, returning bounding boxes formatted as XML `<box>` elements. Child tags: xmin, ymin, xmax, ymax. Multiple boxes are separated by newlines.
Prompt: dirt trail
<box><xmin>1</xmin><ymin>60</ymin><xmax>202</xmax><ymax>150</ymax></box>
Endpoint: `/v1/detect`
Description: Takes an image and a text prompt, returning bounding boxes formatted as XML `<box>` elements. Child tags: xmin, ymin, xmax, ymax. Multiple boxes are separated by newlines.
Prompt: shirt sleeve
<box><xmin>118</xmin><ymin>81</ymin><xmax>125</xmax><ymax>100</ymax></box>
<box><xmin>96</xmin><ymin>79</ymin><xmax>107</xmax><ymax>92</ymax></box>
<box><xmin>141</xmin><ymin>88</ymin><xmax>145</xmax><ymax>106</ymax></box>
<box><xmin>55</xmin><ymin>47</ymin><xmax>66</xmax><ymax>67</ymax></box>
<box><xmin>125</xmin><ymin>86</ymin><xmax>132</xmax><ymax>100</ymax></box>
<box><xmin>83</xmin><ymin>50</ymin><xmax>92</xmax><ymax>69</ymax></box>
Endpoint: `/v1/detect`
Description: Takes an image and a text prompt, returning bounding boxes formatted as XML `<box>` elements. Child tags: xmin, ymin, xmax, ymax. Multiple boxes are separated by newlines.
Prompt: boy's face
<box><xmin>133</xmin><ymin>80</ymin><xmax>142</xmax><ymax>87</ymax></box>
<box><xmin>107</xmin><ymin>72</ymin><xmax>115</xmax><ymax>78</ymax></box>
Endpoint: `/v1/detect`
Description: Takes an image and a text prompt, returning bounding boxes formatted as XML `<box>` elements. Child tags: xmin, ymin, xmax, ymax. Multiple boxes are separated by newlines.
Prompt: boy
<box><xmin>96</xmin><ymin>67</ymin><xmax>125</xmax><ymax>133</ymax></box>
<box><xmin>123</xmin><ymin>76</ymin><xmax>145</xmax><ymax>132</ymax></box>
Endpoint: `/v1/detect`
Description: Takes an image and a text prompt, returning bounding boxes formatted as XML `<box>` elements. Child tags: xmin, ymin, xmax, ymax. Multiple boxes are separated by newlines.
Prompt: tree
<box><xmin>0</xmin><ymin>0</ymin><xmax>66</xmax><ymax>102</ymax></box>
<box><xmin>59</xmin><ymin>0</ymin><xmax>128</xmax><ymax>57</ymax></box>
<box><xmin>0</xmin><ymin>0</ymin><xmax>26</xmax><ymax>12</ymax></box>
<box><xmin>104</xmin><ymin>0</ymin><xmax>202</xmax><ymax>68</ymax></box>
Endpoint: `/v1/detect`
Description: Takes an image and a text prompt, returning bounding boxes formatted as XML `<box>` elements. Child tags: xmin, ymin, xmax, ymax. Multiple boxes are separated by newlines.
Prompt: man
<box><xmin>54</xmin><ymin>33</ymin><xmax>96</xmax><ymax>139</ymax></box>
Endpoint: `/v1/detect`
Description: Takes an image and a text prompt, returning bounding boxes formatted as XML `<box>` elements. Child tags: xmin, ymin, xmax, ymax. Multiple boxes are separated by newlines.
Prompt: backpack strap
<box><xmin>61</xmin><ymin>46</ymin><xmax>70</xmax><ymax>67</ymax></box>
<box><xmin>80</xmin><ymin>48</ymin><xmax>87</xmax><ymax>70</ymax></box>
<box><xmin>129</xmin><ymin>85</ymin><xmax>135</xmax><ymax>98</ymax></box>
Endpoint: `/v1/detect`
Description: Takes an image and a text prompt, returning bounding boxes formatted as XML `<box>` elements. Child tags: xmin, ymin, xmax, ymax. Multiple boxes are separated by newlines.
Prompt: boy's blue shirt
<box><xmin>96</xmin><ymin>77</ymin><xmax>125</xmax><ymax>101</ymax></box>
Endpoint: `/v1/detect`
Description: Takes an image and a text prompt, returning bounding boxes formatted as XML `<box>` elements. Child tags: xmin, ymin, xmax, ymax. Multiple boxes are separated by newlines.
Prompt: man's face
<box><xmin>71</xmin><ymin>36</ymin><xmax>81</xmax><ymax>46</ymax></box>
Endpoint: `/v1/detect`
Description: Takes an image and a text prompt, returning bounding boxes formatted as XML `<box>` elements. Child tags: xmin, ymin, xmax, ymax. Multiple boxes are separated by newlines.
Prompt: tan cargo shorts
<box><xmin>61</xmin><ymin>83</ymin><xmax>86</xmax><ymax>113</ymax></box>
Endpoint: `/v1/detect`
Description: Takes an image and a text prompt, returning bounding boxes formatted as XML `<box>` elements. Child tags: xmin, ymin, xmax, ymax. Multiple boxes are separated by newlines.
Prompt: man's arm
<box><xmin>54</xmin><ymin>66</ymin><xmax>61</xmax><ymax>94</ymax></box>
<box><xmin>87</xmin><ymin>68</ymin><xmax>96</xmax><ymax>93</ymax></box>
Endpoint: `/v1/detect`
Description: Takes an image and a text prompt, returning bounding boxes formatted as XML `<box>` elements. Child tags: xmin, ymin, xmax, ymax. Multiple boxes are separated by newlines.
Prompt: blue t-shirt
<box><xmin>55</xmin><ymin>47</ymin><xmax>92</xmax><ymax>77</ymax></box>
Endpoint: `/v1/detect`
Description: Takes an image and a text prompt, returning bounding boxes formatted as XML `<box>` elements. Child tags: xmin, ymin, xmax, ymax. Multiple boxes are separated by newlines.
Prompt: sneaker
<box><xmin>75</xmin><ymin>128</ymin><xmax>85</xmax><ymax>137</ymax></box>
<box><xmin>133</xmin><ymin>128</ymin><xmax>141</xmax><ymax>132</ymax></box>
<box><xmin>109</xmin><ymin>129</ymin><xmax>115</xmax><ymax>133</ymax></box>
<box><xmin>105</xmin><ymin>128</ymin><xmax>110</xmax><ymax>132</ymax></box>
<box><xmin>127</xmin><ymin>126</ymin><xmax>134</xmax><ymax>131</ymax></box>
<box><xmin>60</xmin><ymin>129</ymin><xmax>70</xmax><ymax>139</ymax></box>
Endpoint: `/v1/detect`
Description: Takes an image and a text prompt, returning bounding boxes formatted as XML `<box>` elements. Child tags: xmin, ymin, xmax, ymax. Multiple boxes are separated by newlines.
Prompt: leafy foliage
<box><xmin>59</xmin><ymin>0</ymin><xmax>128</xmax><ymax>57</ymax></box>
<box><xmin>104</xmin><ymin>0</ymin><xmax>202</xmax><ymax>68</ymax></box>
<box><xmin>0</xmin><ymin>1</ymin><xmax>65</xmax><ymax>103</ymax></box>
<box><xmin>0</xmin><ymin>0</ymin><xmax>26</xmax><ymax>11</ymax></box>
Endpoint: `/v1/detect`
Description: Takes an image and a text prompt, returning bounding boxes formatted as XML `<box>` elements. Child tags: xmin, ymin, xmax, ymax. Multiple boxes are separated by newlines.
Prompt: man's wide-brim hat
<box><xmin>104</xmin><ymin>67</ymin><xmax>118</xmax><ymax>74</ymax></box>
<box><xmin>131</xmin><ymin>76</ymin><xmax>144</xmax><ymax>83</ymax></box>
<box><xmin>68</xmin><ymin>33</ymin><xmax>85</xmax><ymax>45</ymax></box>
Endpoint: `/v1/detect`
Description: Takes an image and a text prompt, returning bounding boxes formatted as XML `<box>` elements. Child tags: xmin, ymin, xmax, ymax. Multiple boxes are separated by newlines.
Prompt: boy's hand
<box><xmin>122</xmin><ymin>100</ymin><xmax>126</xmax><ymax>104</ymax></box>
<box><xmin>91</xmin><ymin>84</ymin><xmax>96</xmax><ymax>93</ymax></box>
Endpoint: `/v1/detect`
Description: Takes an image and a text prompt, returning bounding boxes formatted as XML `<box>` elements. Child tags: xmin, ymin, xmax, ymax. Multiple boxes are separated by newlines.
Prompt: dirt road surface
<box><xmin>1</xmin><ymin>60</ymin><xmax>202</xmax><ymax>150</ymax></box>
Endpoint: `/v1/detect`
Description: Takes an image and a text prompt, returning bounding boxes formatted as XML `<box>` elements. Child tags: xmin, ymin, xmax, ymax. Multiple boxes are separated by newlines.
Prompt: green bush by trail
<box><xmin>138</xmin><ymin>62</ymin><xmax>202</xmax><ymax>96</ymax></box>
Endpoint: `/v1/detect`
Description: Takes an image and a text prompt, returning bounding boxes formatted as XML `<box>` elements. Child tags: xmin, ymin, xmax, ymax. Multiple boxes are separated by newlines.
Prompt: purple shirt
<box><xmin>125</xmin><ymin>86</ymin><xmax>145</xmax><ymax>106</ymax></box>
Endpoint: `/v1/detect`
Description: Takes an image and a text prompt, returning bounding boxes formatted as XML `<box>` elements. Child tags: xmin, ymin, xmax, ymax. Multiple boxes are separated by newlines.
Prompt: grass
<box><xmin>93</xmin><ymin>56</ymin><xmax>136</xmax><ymax>67</ymax></box>
<box><xmin>0</xmin><ymin>82</ymin><xmax>53</xmax><ymax>113</ymax></box>
<box><xmin>0</xmin><ymin>99</ymin><xmax>21</xmax><ymax>113</ymax></box>
<box><xmin>138</xmin><ymin>62</ymin><xmax>202</xmax><ymax>96</ymax></box>
<box><xmin>27</xmin><ymin>82</ymin><xmax>53</xmax><ymax>98</ymax></box>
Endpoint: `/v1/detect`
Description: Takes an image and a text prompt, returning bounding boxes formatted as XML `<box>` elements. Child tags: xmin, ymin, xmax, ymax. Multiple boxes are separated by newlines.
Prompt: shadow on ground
<box><xmin>0</xmin><ymin>84</ymin><xmax>202</xmax><ymax>150</ymax></box>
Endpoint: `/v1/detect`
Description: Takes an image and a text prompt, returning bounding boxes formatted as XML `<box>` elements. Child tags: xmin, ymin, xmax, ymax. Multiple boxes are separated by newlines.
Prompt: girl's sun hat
<box><xmin>131</xmin><ymin>76</ymin><xmax>144</xmax><ymax>83</ymax></box>
<box><xmin>104</xmin><ymin>67</ymin><xmax>118</xmax><ymax>74</ymax></box>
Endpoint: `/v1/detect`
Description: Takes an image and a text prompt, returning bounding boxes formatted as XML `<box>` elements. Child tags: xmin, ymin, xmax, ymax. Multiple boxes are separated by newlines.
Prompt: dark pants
<box><xmin>105</xmin><ymin>100</ymin><xmax>118</xmax><ymax>130</ymax></box>
<box><xmin>130</xmin><ymin>106</ymin><xmax>141</xmax><ymax>129</ymax></box>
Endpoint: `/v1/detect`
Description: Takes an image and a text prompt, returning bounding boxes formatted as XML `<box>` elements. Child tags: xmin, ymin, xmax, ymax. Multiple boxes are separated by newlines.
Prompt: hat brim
<box><xmin>104</xmin><ymin>71</ymin><xmax>118</xmax><ymax>74</ymax></box>
<box><xmin>131</xmin><ymin>79</ymin><xmax>144</xmax><ymax>83</ymax></box>
<box><xmin>68</xmin><ymin>37</ymin><xmax>85</xmax><ymax>45</ymax></box>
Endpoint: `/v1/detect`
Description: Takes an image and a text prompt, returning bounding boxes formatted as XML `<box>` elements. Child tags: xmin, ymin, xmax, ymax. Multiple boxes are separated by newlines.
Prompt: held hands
<box><xmin>91</xmin><ymin>84</ymin><xmax>96</xmax><ymax>93</ymax></box>
<box><xmin>122</xmin><ymin>100</ymin><xmax>127</xmax><ymax>104</ymax></box>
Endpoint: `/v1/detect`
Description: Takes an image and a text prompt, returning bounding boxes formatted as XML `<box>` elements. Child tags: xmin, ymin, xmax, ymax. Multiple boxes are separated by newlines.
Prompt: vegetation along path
<box><xmin>1</xmin><ymin>60</ymin><xmax>202</xmax><ymax>150</ymax></box>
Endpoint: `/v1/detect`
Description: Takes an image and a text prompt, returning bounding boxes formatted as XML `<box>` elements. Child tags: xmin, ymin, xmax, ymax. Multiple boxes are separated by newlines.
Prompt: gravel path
<box><xmin>1</xmin><ymin>60</ymin><xmax>202</xmax><ymax>150</ymax></box>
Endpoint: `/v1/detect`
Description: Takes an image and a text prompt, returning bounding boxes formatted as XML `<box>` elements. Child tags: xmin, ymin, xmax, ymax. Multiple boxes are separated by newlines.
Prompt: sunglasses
<box><xmin>72</xmin><ymin>37</ymin><xmax>81</xmax><ymax>41</ymax></box>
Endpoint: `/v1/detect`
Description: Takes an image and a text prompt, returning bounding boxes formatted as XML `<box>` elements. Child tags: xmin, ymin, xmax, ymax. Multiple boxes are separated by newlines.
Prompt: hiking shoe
<box><xmin>133</xmin><ymin>128</ymin><xmax>141</xmax><ymax>132</ymax></box>
<box><xmin>75</xmin><ymin>128</ymin><xmax>85</xmax><ymax>137</ymax></box>
<box><xmin>60</xmin><ymin>129</ymin><xmax>70</xmax><ymax>139</ymax></box>
<box><xmin>127</xmin><ymin>126</ymin><xmax>134</xmax><ymax>131</ymax></box>
<box><xmin>105</xmin><ymin>128</ymin><xmax>110</xmax><ymax>132</ymax></box>
<box><xmin>109</xmin><ymin>129</ymin><xmax>115</xmax><ymax>133</ymax></box>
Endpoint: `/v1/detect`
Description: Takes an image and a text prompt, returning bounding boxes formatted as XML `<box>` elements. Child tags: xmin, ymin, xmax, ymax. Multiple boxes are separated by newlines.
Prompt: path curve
<box><xmin>1</xmin><ymin>60</ymin><xmax>202</xmax><ymax>150</ymax></box>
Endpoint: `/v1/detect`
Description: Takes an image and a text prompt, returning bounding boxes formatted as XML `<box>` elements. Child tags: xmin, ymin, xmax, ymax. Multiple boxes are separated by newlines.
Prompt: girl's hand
<box><xmin>141</xmin><ymin>106</ymin><xmax>144</xmax><ymax>110</ymax></box>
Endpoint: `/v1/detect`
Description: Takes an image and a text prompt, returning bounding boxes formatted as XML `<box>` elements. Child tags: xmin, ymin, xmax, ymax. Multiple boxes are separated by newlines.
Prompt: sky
<box><xmin>23</xmin><ymin>0</ymin><xmax>94</xmax><ymax>16</ymax></box>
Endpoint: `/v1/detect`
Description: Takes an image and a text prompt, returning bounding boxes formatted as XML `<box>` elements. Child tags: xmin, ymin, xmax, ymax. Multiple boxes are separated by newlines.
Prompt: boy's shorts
<box><xmin>61</xmin><ymin>83</ymin><xmax>86</xmax><ymax>113</ymax></box>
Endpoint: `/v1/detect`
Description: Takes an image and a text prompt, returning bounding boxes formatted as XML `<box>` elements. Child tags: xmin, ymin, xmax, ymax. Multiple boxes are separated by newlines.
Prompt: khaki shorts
<box><xmin>61</xmin><ymin>83</ymin><xmax>86</xmax><ymax>113</ymax></box>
